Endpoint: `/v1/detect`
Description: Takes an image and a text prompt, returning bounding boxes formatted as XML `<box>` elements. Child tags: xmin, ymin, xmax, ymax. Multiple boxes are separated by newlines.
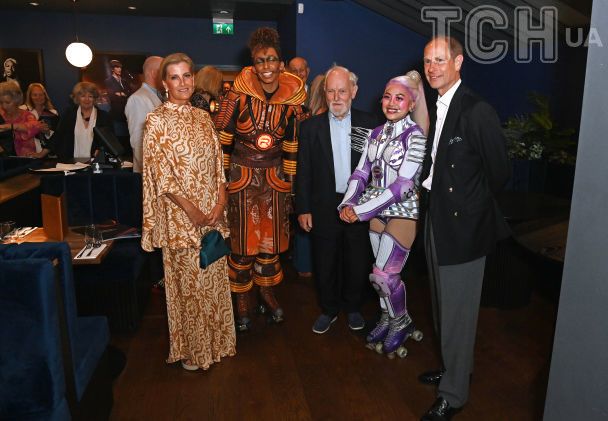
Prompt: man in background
<box><xmin>288</xmin><ymin>56</ymin><xmax>311</xmax><ymax>107</ymax></box>
<box><xmin>125</xmin><ymin>56</ymin><xmax>162</xmax><ymax>173</ymax></box>
<box><xmin>105</xmin><ymin>59</ymin><xmax>132</xmax><ymax>150</ymax></box>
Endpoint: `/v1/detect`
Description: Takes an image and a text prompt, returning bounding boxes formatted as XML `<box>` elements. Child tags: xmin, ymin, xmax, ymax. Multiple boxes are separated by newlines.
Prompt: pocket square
<box><xmin>449</xmin><ymin>136</ymin><xmax>463</xmax><ymax>145</ymax></box>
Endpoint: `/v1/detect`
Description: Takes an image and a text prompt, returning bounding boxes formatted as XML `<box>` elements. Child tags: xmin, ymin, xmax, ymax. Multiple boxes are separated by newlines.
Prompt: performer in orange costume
<box><xmin>214</xmin><ymin>27</ymin><xmax>306</xmax><ymax>331</ymax></box>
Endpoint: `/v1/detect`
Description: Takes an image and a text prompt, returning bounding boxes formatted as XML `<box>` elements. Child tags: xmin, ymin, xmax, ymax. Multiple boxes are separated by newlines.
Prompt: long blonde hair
<box><xmin>308</xmin><ymin>74</ymin><xmax>327</xmax><ymax>116</ymax></box>
<box><xmin>194</xmin><ymin>66</ymin><xmax>223</xmax><ymax>99</ymax></box>
<box><xmin>25</xmin><ymin>83</ymin><xmax>56</xmax><ymax>112</ymax></box>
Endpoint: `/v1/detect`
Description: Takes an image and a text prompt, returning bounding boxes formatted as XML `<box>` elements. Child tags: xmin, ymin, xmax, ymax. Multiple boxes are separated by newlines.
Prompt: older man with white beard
<box><xmin>296</xmin><ymin>65</ymin><xmax>379</xmax><ymax>334</ymax></box>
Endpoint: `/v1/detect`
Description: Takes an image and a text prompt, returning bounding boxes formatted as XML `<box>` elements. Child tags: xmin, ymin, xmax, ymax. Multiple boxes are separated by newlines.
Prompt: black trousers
<box><xmin>311</xmin><ymin>216</ymin><xmax>372</xmax><ymax>316</ymax></box>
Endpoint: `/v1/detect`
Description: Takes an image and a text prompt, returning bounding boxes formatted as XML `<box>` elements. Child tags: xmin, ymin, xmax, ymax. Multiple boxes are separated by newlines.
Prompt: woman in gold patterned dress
<box><xmin>141</xmin><ymin>53</ymin><xmax>236</xmax><ymax>371</ymax></box>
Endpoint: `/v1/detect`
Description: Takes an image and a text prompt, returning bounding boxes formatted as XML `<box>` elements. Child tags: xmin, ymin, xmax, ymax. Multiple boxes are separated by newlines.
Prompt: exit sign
<box><xmin>212</xmin><ymin>19</ymin><xmax>234</xmax><ymax>35</ymax></box>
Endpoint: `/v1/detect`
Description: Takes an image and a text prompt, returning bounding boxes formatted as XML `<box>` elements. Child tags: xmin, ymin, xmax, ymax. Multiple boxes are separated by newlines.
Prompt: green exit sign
<box><xmin>213</xmin><ymin>23</ymin><xmax>234</xmax><ymax>35</ymax></box>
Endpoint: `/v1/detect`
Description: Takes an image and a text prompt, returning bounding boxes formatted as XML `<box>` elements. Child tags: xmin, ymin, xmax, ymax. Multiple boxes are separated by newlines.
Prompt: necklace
<box><xmin>81</xmin><ymin>111</ymin><xmax>90</xmax><ymax>122</ymax></box>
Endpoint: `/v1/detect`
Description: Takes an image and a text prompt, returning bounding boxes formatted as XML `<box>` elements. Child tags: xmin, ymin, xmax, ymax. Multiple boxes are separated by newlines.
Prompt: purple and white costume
<box><xmin>339</xmin><ymin>115</ymin><xmax>426</xmax><ymax>353</ymax></box>
<box><xmin>340</xmin><ymin>115</ymin><xmax>425</xmax><ymax>220</ymax></box>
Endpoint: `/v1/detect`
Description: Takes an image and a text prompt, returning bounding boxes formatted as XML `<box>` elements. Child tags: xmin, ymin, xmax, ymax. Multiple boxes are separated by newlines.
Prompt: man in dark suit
<box><xmin>418</xmin><ymin>37</ymin><xmax>511</xmax><ymax>420</ymax></box>
<box><xmin>296</xmin><ymin>65</ymin><xmax>378</xmax><ymax>334</ymax></box>
<box><xmin>104</xmin><ymin>59</ymin><xmax>132</xmax><ymax>147</ymax></box>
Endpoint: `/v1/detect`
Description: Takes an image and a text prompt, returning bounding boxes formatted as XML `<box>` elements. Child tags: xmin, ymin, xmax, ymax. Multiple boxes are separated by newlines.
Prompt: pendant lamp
<box><xmin>65</xmin><ymin>0</ymin><xmax>93</xmax><ymax>68</ymax></box>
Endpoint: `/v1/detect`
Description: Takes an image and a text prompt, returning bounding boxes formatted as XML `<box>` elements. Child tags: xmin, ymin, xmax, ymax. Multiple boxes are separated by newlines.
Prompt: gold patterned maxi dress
<box><xmin>141</xmin><ymin>101</ymin><xmax>236</xmax><ymax>369</ymax></box>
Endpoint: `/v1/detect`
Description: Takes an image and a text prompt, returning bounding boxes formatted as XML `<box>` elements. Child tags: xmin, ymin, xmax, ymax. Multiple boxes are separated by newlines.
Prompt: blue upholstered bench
<box><xmin>0</xmin><ymin>258</ymin><xmax>71</xmax><ymax>421</ymax></box>
<box><xmin>0</xmin><ymin>242</ymin><xmax>112</xmax><ymax>418</ymax></box>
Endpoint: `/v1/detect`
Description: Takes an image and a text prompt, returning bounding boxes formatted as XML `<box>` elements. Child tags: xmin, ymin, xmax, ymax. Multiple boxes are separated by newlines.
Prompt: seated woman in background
<box><xmin>0</xmin><ymin>81</ymin><xmax>42</xmax><ymax>157</ymax></box>
<box><xmin>190</xmin><ymin>65</ymin><xmax>224</xmax><ymax>114</ymax></box>
<box><xmin>21</xmin><ymin>83</ymin><xmax>59</xmax><ymax>159</ymax></box>
<box><xmin>52</xmin><ymin>81</ymin><xmax>113</xmax><ymax>162</ymax></box>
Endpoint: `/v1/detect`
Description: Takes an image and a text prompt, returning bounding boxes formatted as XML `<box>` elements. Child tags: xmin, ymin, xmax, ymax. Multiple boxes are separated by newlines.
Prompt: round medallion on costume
<box><xmin>255</xmin><ymin>133</ymin><xmax>274</xmax><ymax>150</ymax></box>
<box><xmin>372</xmin><ymin>165</ymin><xmax>383</xmax><ymax>179</ymax></box>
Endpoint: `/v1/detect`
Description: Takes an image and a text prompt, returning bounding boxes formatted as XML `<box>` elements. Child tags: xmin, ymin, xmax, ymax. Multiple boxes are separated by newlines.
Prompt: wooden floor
<box><xmin>109</xmin><ymin>253</ymin><xmax>558</xmax><ymax>420</ymax></box>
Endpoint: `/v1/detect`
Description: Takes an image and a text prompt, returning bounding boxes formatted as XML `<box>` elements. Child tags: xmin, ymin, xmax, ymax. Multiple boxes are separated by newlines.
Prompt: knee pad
<box><xmin>370</xmin><ymin>267</ymin><xmax>405</xmax><ymax>318</ymax></box>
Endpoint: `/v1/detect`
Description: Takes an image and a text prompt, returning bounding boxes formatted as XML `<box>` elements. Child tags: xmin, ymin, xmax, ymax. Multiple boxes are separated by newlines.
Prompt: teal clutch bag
<box><xmin>199</xmin><ymin>230</ymin><xmax>230</xmax><ymax>269</ymax></box>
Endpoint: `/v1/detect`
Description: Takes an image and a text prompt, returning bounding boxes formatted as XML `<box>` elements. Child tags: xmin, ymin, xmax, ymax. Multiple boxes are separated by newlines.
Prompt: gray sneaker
<box><xmin>312</xmin><ymin>314</ymin><xmax>337</xmax><ymax>334</ymax></box>
<box><xmin>347</xmin><ymin>312</ymin><xmax>365</xmax><ymax>331</ymax></box>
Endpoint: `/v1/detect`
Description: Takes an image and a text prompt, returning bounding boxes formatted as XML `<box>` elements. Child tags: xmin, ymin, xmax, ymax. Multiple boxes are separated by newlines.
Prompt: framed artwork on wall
<box><xmin>0</xmin><ymin>48</ymin><xmax>44</xmax><ymax>90</ymax></box>
<box><xmin>80</xmin><ymin>51</ymin><xmax>148</xmax><ymax>113</ymax></box>
<box><xmin>80</xmin><ymin>52</ymin><xmax>148</xmax><ymax>140</ymax></box>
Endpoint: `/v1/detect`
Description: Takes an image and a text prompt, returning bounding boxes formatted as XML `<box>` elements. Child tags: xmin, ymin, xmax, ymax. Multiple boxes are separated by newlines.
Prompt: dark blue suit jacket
<box><xmin>296</xmin><ymin>108</ymin><xmax>379</xmax><ymax>231</ymax></box>
<box><xmin>421</xmin><ymin>84</ymin><xmax>511</xmax><ymax>265</ymax></box>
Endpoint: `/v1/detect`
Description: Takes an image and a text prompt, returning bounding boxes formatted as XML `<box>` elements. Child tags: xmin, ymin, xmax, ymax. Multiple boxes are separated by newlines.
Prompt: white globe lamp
<box><xmin>65</xmin><ymin>42</ymin><xmax>93</xmax><ymax>68</ymax></box>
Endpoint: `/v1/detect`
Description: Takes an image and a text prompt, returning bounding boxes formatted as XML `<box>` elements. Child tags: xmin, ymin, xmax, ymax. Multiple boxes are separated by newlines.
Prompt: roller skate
<box><xmin>365</xmin><ymin>310</ymin><xmax>390</xmax><ymax>354</ymax></box>
<box><xmin>382</xmin><ymin>313</ymin><xmax>423</xmax><ymax>359</ymax></box>
<box><xmin>369</xmin><ymin>268</ymin><xmax>422</xmax><ymax>359</ymax></box>
<box><xmin>258</xmin><ymin>286</ymin><xmax>284</xmax><ymax>323</ymax></box>
<box><xmin>235</xmin><ymin>292</ymin><xmax>252</xmax><ymax>332</ymax></box>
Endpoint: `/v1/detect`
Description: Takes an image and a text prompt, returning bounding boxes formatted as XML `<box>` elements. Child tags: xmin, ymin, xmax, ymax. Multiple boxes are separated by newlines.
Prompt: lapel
<box><xmin>318</xmin><ymin>112</ymin><xmax>335</xmax><ymax>181</ymax></box>
<box><xmin>433</xmin><ymin>84</ymin><xmax>464</xmax><ymax>185</ymax></box>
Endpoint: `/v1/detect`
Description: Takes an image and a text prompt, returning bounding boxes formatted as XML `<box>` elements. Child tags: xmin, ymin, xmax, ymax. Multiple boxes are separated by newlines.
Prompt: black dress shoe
<box><xmin>418</xmin><ymin>369</ymin><xmax>445</xmax><ymax>385</ymax></box>
<box><xmin>421</xmin><ymin>397</ymin><xmax>461</xmax><ymax>420</ymax></box>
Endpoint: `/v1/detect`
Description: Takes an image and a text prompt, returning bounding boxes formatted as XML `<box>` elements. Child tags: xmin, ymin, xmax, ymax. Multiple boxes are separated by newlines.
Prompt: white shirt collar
<box><xmin>142</xmin><ymin>82</ymin><xmax>158</xmax><ymax>95</ymax></box>
<box><xmin>329</xmin><ymin>110</ymin><xmax>351</xmax><ymax>122</ymax></box>
<box><xmin>437</xmin><ymin>79</ymin><xmax>461</xmax><ymax>108</ymax></box>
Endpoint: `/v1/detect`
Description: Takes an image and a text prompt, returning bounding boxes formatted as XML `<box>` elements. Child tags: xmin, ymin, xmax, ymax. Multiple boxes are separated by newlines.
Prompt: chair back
<box><xmin>0</xmin><ymin>258</ymin><xmax>71</xmax><ymax>420</ymax></box>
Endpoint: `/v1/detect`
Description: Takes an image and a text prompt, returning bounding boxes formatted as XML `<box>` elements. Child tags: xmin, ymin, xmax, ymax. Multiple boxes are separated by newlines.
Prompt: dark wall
<box><xmin>2</xmin><ymin>4</ymin><xmax>588</xmax><ymax>130</ymax></box>
<box><xmin>277</xmin><ymin>2</ymin><xmax>298</xmax><ymax>63</ymax></box>
<box><xmin>465</xmin><ymin>41</ymin><xmax>587</xmax><ymax>127</ymax></box>
<box><xmin>1</xmin><ymin>10</ymin><xmax>274</xmax><ymax>110</ymax></box>
<box><xmin>543</xmin><ymin>1</ymin><xmax>608</xmax><ymax>419</ymax></box>
<box><xmin>295</xmin><ymin>0</ymin><xmax>427</xmax><ymax>116</ymax></box>
<box><xmin>294</xmin><ymin>0</ymin><xmax>587</xmax><ymax>130</ymax></box>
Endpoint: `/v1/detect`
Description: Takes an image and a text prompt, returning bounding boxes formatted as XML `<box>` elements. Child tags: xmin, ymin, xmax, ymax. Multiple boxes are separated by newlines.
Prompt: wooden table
<box><xmin>0</xmin><ymin>173</ymin><xmax>40</xmax><ymax>204</ymax></box>
<box><xmin>4</xmin><ymin>227</ymin><xmax>113</xmax><ymax>265</ymax></box>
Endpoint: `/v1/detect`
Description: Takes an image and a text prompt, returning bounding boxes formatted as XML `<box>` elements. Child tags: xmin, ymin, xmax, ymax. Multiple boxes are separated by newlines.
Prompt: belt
<box><xmin>232</xmin><ymin>142</ymin><xmax>282</xmax><ymax>168</ymax></box>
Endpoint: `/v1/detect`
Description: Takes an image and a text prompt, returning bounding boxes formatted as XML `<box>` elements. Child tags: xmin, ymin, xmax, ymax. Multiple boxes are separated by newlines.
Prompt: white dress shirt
<box><xmin>329</xmin><ymin>111</ymin><xmax>352</xmax><ymax>194</ymax></box>
<box><xmin>422</xmin><ymin>79</ymin><xmax>462</xmax><ymax>191</ymax></box>
<box><xmin>125</xmin><ymin>83</ymin><xmax>162</xmax><ymax>173</ymax></box>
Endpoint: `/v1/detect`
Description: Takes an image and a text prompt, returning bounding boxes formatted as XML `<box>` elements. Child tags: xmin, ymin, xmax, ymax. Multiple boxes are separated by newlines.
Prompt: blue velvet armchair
<box><xmin>0</xmin><ymin>259</ymin><xmax>71</xmax><ymax>421</ymax></box>
<box><xmin>0</xmin><ymin>242</ymin><xmax>111</xmax><ymax>418</ymax></box>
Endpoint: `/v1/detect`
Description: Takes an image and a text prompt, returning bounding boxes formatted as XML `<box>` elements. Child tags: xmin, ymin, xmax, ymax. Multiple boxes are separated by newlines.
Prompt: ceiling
<box><xmin>0</xmin><ymin>0</ymin><xmax>293</xmax><ymax>20</ymax></box>
<box><xmin>3</xmin><ymin>0</ymin><xmax>592</xmax><ymax>39</ymax></box>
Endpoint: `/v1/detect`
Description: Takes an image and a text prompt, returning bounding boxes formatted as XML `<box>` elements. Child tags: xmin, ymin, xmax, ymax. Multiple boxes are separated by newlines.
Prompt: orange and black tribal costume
<box><xmin>214</xmin><ymin>67</ymin><xmax>306</xmax><ymax>326</ymax></box>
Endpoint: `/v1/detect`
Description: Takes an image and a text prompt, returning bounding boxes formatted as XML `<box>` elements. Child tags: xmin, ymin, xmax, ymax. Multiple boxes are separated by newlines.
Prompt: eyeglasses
<box><xmin>254</xmin><ymin>56</ymin><xmax>280</xmax><ymax>66</ymax></box>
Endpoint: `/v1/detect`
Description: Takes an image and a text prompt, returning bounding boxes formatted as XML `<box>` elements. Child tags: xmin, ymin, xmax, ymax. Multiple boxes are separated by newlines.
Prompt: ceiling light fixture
<box><xmin>65</xmin><ymin>0</ymin><xmax>93</xmax><ymax>68</ymax></box>
<box><xmin>29</xmin><ymin>2</ymin><xmax>40</xmax><ymax>6</ymax></box>
<box><xmin>219</xmin><ymin>10</ymin><xmax>230</xmax><ymax>14</ymax></box>
<box><xmin>128</xmin><ymin>6</ymin><xmax>137</xmax><ymax>10</ymax></box>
